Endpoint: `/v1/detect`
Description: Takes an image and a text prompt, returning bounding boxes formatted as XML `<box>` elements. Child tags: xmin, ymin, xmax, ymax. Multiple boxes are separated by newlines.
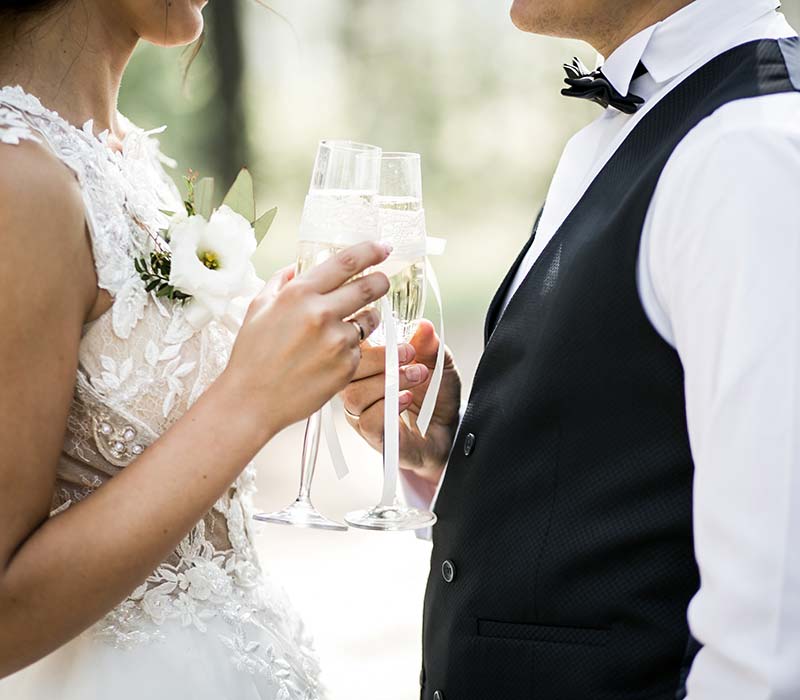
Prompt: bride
<box><xmin>0</xmin><ymin>1</ymin><xmax>390</xmax><ymax>698</ymax></box>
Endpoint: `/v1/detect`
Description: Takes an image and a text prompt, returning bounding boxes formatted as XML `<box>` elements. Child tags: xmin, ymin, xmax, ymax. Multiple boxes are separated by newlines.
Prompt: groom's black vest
<box><xmin>422</xmin><ymin>38</ymin><xmax>800</xmax><ymax>700</ymax></box>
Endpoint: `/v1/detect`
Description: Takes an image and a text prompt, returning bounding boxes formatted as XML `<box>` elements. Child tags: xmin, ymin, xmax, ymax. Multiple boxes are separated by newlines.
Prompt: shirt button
<box><xmin>434</xmin><ymin>691</ymin><xmax>445</xmax><ymax>700</ymax></box>
<box><xmin>441</xmin><ymin>559</ymin><xmax>456</xmax><ymax>583</ymax></box>
<box><xmin>463</xmin><ymin>432</ymin><xmax>476</xmax><ymax>456</ymax></box>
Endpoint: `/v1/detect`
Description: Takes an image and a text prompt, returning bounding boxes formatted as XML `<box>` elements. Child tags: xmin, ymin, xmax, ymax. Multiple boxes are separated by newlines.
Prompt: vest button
<box><xmin>441</xmin><ymin>559</ymin><xmax>455</xmax><ymax>583</ymax></box>
<box><xmin>463</xmin><ymin>432</ymin><xmax>476</xmax><ymax>456</ymax></box>
<box><xmin>433</xmin><ymin>692</ymin><xmax>444</xmax><ymax>700</ymax></box>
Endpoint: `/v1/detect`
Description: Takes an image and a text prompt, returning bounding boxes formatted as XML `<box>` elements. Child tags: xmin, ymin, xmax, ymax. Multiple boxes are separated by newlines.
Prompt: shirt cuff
<box><xmin>400</xmin><ymin>469</ymin><xmax>439</xmax><ymax>541</ymax></box>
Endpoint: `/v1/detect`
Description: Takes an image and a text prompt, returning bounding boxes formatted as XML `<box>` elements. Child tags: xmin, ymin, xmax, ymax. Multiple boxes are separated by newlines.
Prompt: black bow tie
<box><xmin>561</xmin><ymin>58</ymin><xmax>647</xmax><ymax>114</ymax></box>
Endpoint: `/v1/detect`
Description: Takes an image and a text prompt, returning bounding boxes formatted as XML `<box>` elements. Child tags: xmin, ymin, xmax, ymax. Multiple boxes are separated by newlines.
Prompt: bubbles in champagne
<box><xmin>371</xmin><ymin>259</ymin><xmax>426</xmax><ymax>345</ymax></box>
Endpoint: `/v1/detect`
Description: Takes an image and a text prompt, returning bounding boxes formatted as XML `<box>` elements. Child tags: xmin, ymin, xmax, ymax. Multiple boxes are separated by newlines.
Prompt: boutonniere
<box><xmin>135</xmin><ymin>169</ymin><xmax>277</xmax><ymax>329</ymax></box>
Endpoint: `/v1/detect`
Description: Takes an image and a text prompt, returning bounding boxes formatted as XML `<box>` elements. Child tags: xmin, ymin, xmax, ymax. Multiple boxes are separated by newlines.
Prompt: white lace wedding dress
<box><xmin>0</xmin><ymin>86</ymin><xmax>323</xmax><ymax>700</ymax></box>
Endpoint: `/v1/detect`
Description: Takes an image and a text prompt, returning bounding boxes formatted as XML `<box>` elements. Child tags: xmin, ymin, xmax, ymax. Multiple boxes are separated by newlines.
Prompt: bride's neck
<box><xmin>0</xmin><ymin>3</ymin><xmax>139</xmax><ymax>139</ymax></box>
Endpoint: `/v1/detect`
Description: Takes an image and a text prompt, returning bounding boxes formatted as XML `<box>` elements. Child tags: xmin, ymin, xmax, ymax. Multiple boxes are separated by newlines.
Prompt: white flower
<box><xmin>168</xmin><ymin>205</ymin><xmax>263</xmax><ymax>329</ymax></box>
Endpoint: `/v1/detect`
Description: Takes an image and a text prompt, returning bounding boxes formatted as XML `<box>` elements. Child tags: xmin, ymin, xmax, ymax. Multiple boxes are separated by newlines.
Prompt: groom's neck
<box><xmin>595</xmin><ymin>0</ymin><xmax>695</xmax><ymax>58</ymax></box>
<box><xmin>512</xmin><ymin>0</ymin><xmax>695</xmax><ymax>59</ymax></box>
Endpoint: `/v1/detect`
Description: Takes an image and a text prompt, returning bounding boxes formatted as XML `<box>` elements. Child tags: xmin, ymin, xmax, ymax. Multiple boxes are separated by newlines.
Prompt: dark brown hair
<box><xmin>0</xmin><ymin>0</ymin><xmax>64</xmax><ymax>13</ymax></box>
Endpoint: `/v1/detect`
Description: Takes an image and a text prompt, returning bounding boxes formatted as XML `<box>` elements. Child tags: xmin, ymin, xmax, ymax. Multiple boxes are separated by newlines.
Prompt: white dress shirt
<box><xmin>405</xmin><ymin>0</ymin><xmax>800</xmax><ymax>696</ymax></box>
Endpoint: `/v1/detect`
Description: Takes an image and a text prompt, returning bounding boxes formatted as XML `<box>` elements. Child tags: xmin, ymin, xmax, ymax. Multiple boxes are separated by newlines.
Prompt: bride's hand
<box><xmin>223</xmin><ymin>241</ymin><xmax>391</xmax><ymax>438</ymax></box>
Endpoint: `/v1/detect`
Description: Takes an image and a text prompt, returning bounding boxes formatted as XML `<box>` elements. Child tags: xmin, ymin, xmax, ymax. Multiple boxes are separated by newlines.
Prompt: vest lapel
<box><xmin>484</xmin><ymin>207</ymin><xmax>543</xmax><ymax>344</ymax></box>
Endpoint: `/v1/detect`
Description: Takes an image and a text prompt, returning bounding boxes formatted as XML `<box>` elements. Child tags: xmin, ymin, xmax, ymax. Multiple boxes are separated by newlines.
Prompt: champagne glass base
<box><xmin>345</xmin><ymin>504</ymin><xmax>437</xmax><ymax>532</ymax></box>
<box><xmin>254</xmin><ymin>499</ymin><xmax>348</xmax><ymax>532</ymax></box>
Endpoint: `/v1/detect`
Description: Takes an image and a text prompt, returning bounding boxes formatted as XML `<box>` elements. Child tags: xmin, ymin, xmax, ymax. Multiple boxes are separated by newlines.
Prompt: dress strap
<box><xmin>0</xmin><ymin>100</ymin><xmax>41</xmax><ymax>145</ymax></box>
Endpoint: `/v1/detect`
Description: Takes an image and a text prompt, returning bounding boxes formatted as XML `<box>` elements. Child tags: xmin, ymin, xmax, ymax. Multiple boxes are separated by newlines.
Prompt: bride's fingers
<box><xmin>343</xmin><ymin>364</ymin><xmax>429</xmax><ymax>417</ymax></box>
<box><xmin>305</xmin><ymin>241</ymin><xmax>391</xmax><ymax>294</ymax></box>
<box><xmin>324</xmin><ymin>271</ymin><xmax>389</xmax><ymax>319</ymax></box>
<box><xmin>351</xmin><ymin>343</ymin><xmax>416</xmax><ymax>382</ymax></box>
<box><xmin>253</xmin><ymin>265</ymin><xmax>294</xmax><ymax>305</ymax></box>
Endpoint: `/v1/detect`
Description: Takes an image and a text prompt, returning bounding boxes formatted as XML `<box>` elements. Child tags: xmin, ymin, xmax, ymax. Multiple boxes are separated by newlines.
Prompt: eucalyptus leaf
<box><xmin>222</xmin><ymin>168</ymin><xmax>255</xmax><ymax>222</ymax></box>
<box><xmin>253</xmin><ymin>206</ymin><xmax>278</xmax><ymax>246</ymax></box>
<box><xmin>195</xmin><ymin>177</ymin><xmax>215</xmax><ymax>219</ymax></box>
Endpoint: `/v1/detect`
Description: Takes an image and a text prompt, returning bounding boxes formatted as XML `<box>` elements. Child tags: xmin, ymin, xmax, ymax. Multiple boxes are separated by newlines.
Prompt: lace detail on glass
<box><xmin>0</xmin><ymin>85</ymin><xmax>322</xmax><ymax>697</ymax></box>
<box><xmin>299</xmin><ymin>190</ymin><xmax>380</xmax><ymax>245</ymax></box>
<box><xmin>379</xmin><ymin>207</ymin><xmax>427</xmax><ymax>260</ymax></box>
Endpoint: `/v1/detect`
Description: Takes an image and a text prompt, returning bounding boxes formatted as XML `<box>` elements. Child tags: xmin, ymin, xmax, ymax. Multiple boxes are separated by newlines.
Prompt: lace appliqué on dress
<box><xmin>0</xmin><ymin>105</ymin><xmax>40</xmax><ymax>144</ymax></box>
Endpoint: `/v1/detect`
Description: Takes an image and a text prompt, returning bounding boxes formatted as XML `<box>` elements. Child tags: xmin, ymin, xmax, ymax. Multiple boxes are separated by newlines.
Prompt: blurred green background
<box><xmin>119</xmin><ymin>3</ymin><xmax>800</xmax><ymax>698</ymax></box>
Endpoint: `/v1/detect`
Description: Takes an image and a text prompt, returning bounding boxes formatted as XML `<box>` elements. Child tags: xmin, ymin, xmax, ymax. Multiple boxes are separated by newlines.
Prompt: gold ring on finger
<box><xmin>349</xmin><ymin>319</ymin><xmax>366</xmax><ymax>343</ymax></box>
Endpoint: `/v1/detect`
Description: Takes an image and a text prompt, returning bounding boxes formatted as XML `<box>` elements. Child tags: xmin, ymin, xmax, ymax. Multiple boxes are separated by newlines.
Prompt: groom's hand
<box><xmin>342</xmin><ymin>320</ymin><xmax>461</xmax><ymax>486</ymax></box>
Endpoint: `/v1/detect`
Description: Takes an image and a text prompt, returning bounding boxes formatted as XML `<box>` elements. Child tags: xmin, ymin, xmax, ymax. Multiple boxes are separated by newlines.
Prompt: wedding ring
<box><xmin>343</xmin><ymin>404</ymin><xmax>361</xmax><ymax>421</ymax></box>
<box><xmin>349</xmin><ymin>319</ymin><xmax>366</xmax><ymax>343</ymax></box>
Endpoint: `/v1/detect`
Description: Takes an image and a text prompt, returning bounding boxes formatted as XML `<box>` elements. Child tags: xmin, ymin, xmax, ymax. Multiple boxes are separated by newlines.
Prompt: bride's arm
<box><xmin>0</xmin><ymin>142</ymin><xmax>390</xmax><ymax>678</ymax></box>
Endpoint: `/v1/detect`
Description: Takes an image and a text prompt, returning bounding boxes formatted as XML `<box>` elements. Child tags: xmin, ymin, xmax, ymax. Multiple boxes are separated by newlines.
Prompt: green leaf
<box><xmin>134</xmin><ymin>258</ymin><xmax>143</xmax><ymax>273</ymax></box>
<box><xmin>156</xmin><ymin>285</ymin><xmax>173</xmax><ymax>298</ymax></box>
<box><xmin>195</xmin><ymin>177</ymin><xmax>215</xmax><ymax>219</ymax></box>
<box><xmin>222</xmin><ymin>168</ymin><xmax>255</xmax><ymax>222</ymax></box>
<box><xmin>253</xmin><ymin>206</ymin><xmax>277</xmax><ymax>246</ymax></box>
<box><xmin>145</xmin><ymin>279</ymin><xmax>159</xmax><ymax>293</ymax></box>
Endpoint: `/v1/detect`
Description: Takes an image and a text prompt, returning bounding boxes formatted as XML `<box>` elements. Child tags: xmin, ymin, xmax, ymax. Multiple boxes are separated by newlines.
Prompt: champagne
<box><xmin>297</xmin><ymin>194</ymin><xmax>427</xmax><ymax>346</ymax></box>
<box><xmin>296</xmin><ymin>240</ymin><xmax>345</xmax><ymax>276</ymax></box>
<box><xmin>372</xmin><ymin>258</ymin><xmax>426</xmax><ymax>345</ymax></box>
<box><xmin>371</xmin><ymin>195</ymin><xmax>427</xmax><ymax>345</ymax></box>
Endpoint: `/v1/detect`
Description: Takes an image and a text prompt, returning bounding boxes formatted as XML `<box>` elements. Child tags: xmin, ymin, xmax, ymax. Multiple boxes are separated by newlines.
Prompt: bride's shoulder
<box><xmin>0</xmin><ymin>136</ymin><xmax>84</xmax><ymax>229</ymax></box>
<box><xmin>0</xmin><ymin>138</ymin><xmax>91</xmax><ymax>287</ymax></box>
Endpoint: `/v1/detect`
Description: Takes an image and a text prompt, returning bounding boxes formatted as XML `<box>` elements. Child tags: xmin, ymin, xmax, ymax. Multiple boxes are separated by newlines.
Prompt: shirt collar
<box><xmin>599</xmin><ymin>0</ymin><xmax>782</xmax><ymax>97</ymax></box>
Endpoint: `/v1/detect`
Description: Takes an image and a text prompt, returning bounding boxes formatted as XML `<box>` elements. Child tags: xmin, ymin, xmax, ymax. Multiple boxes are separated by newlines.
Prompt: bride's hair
<box><xmin>0</xmin><ymin>0</ymin><xmax>64</xmax><ymax>22</ymax></box>
<box><xmin>1</xmin><ymin>0</ymin><xmax>62</xmax><ymax>12</ymax></box>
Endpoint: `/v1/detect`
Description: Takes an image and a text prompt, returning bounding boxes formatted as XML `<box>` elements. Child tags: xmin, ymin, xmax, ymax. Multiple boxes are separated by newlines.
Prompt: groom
<box><xmin>344</xmin><ymin>0</ymin><xmax>800</xmax><ymax>698</ymax></box>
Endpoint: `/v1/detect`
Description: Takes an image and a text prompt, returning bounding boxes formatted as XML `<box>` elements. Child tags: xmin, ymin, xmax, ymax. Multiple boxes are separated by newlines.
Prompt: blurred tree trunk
<box><xmin>206</xmin><ymin>1</ymin><xmax>247</xmax><ymax>184</ymax></box>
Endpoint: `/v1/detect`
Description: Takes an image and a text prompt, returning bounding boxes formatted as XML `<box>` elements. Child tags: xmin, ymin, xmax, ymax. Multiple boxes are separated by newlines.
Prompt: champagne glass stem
<box><xmin>297</xmin><ymin>410</ymin><xmax>322</xmax><ymax>503</ymax></box>
<box><xmin>380</xmin><ymin>440</ymin><xmax>398</xmax><ymax>507</ymax></box>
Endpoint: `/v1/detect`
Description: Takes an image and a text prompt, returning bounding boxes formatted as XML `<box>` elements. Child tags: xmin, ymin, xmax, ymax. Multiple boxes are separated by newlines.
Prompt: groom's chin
<box><xmin>510</xmin><ymin>0</ymin><xmax>559</xmax><ymax>35</ymax></box>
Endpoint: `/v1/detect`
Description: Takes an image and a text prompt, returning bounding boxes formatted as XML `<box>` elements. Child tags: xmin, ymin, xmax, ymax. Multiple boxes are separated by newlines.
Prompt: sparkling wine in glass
<box><xmin>346</xmin><ymin>152</ymin><xmax>437</xmax><ymax>532</ymax></box>
<box><xmin>254</xmin><ymin>140</ymin><xmax>382</xmax><ymax>531</ymax></box>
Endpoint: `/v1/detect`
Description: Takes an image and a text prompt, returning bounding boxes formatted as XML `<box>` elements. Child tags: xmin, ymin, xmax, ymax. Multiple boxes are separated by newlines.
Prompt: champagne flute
<box><xmin>254</xmin><ymin>140</ymin><xmax>382</xmax><ymax>531</ymax></box>
<box><xmin>345</xmin><ymin>152</ymin><xmax>437</xmax><ymax>532</ymax></box>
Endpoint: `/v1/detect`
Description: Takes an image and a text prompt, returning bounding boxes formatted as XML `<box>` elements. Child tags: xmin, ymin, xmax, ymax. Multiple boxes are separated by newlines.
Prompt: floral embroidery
<box><xmin>0</xmin><ymin>85</ymin><xmax>322</xmax><ymax>698</ymax></box>
<box><xmin>0</xmin><ymin>105</ymin><xmax>40</xmax><ymax>144</ymax></box>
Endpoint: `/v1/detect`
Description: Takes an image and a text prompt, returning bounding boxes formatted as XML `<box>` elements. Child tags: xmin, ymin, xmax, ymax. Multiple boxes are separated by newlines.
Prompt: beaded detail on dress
<box><xmin>0</xmin><ymin>86</ymin><xmax>321</xmax><ymax>699</ymax></box>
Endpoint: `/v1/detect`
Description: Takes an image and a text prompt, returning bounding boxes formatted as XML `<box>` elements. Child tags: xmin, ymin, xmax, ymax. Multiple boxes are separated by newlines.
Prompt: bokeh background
<box><xmin>119</xmin><ymin>2</ymin><xmax>800</xmax><ymax>698</ymax></box>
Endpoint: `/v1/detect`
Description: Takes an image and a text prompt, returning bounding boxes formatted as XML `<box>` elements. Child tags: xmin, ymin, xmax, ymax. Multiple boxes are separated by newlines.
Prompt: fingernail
<box><xmin>382</xmin><ymin>242</ymin><xmax>393</xmax><ymax>255</ymax></box>
<box><xmin>405</xmin><ymin>365</ymin><xmax>422</xmax><ymax>382</ymax></box>
<box><xmin>399</xmin><ymin>344</ymin><xmax>413</xmax><ymax>363</ymax></box>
